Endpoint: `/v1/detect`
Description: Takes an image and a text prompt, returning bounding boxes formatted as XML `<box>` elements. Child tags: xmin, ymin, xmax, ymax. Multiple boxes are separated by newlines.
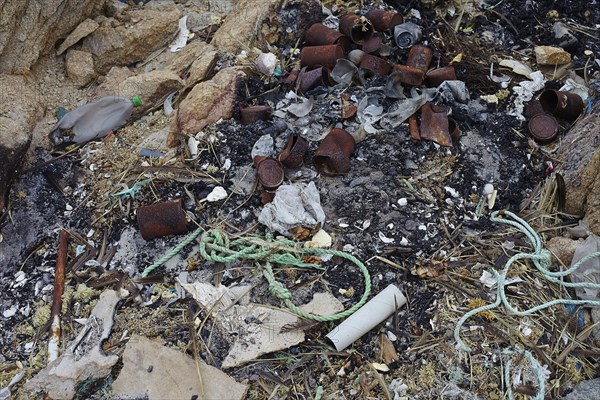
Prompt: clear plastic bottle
<box><xmin>49</xmin><ymin>95</ymin><xmax>142</xmax><ymax>146</ymax></box>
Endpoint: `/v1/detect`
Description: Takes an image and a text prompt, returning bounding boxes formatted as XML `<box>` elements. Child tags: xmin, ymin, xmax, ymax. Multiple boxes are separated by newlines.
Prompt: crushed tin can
<box><xmin>528</xmin><ymin>114</ymin><xmax>559</xmax><ymax>144</ymax></box>
<box><xmin>301</xmin><ymin>44</ymin><xmax>345</xmax><ymax>70</ymax></box>
<box><xmin>539</xmin><ymin>89</ymin><xmax>584</xmax><ymax>120</ymax></box>
<box><xmin>305</xmin><ymin>23</ymin><xmax>351</xmax><ymax>50</ymax></box>
<box><xmin>313</xmin><ymin>128</ymin><xmax>356</xmax><ymax>176</ymax></box>
<box><xmin>394</xmin><ymin>22</ymin><xmax>422</xmax><ymax>49</ymax></box>
<box><xmin>420</xmin><ymin>103</ymin><xmax>452</xmax><ymax>147</ymax></box>
<box><xmin>362</xmin><ymin>34</ymin><xmax>383</xmax><ymax>54</ymax></box>
<box><xmin>425</xmin><ymin>66</ymin><xmax>457</xmax><ymax>87</ymax></box>
<box><xmin>240</xmin><ymin>105</ymin><xmax>272</xmax><ymax>124</ymax></box>
<box><xmin>392</xmin><ymin>64</ymin><xmax>425</xmax><ymax>86</ymax></box>
<box><xmin>406</xmin><ymin>45</ymin><xmax>432</xmax><ymax>73</ymax></box>
<box><xmin>365</xmin><ymin>9</ymin><xmax>403</xmax><ymax>31</ymax></box>
<box><xmin>279</xmin><ymin>134</ymin><xmax>309</xmax><ymax>168</ymax></box>
<box><xmin>255</xmin><ymin>156</ymin><xmax>285</xmax><ymax>191</ymax></box>
<box><xmin>359</xmin><ymin>54</ymin><xmax>392</xmax><ymax>75</ymax></box>
<box><xmin>298</xmin><ymin>66</ymin><xmax>332</xmax><ymax>94</ymax></box>
<box><xmin>339</xmin><ymin>14</ymin><xmax>374</xmax><ymax>44</ymax></box>
<box><xmin>137</xmin><ymin>199</ymin><xmax>189</xmax><ymax>240</ymax></box>
<box><xmin>408</xmin><ymin>114</ymin><xmax>420</xmax><ymax>141</ymax></box>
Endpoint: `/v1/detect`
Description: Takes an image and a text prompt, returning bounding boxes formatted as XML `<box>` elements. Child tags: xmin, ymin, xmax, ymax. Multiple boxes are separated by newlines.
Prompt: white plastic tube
<box><xmin>326</xmin><ymin>284</ymin><xmax>407</xmax><ymax>351</ymax></box>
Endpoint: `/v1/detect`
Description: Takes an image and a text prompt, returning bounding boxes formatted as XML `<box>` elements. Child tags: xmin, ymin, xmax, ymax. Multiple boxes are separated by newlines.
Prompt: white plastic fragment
<box><xmin>255</xmin><ymin>52</ymin><xmax>279</xmax><ymax>76</ymax></box>
<box><xmin>499</xmin><ymin>59</ymin><xmax>533</xmax><ymax>78</ymax></box>
<box><xmin>170</xmin><ymin>16</ymin><xmax>189</xmax><ymax>52</ymax></box>
<box><xmin>559</xmin><ymin>79</ymin><xmax>589</xmax><ymax>102</ymax></box>
<box><xmin>326</xmin><ymin>284</ymin><xmax>407</xmax><ymax>351</ymax></box>
<box><xmin>378</xmin><ymin>231</ymin><xmax>395</xmax><ymax>244</ymax></box>
<box><xmin>206</xmin><ymin>186</ymin><xmax>227</xmax><ymax>202</ymax></box>
<box><xmin>509</xmin><ymin>71</ymin><xmax>545</xmax><ymax>120</ymax></box>
<box><xmin>286</xmin><ymin>96</ymin><xmax>314</xmax><ymax>117</ymax></box>
<box><xmin>164</xmin><ymin>92</ymin><xmax>175</xmax><ymax>116</ymax></box>
<box><xmin>372</xmin><ymin>363</ymin><xmax>390</xmax><ymax>372</ymax></box>
<box><xmin>397</xmin><ymin>198</ymin><xmax>408</xmax><ymax>206</ymax></box>
<box><xmin>569</xmin><ymin>234</ymin><xmax>600</xmax><ymax>300</ymax></box>
<box><xmin>258</xmin><ymin>182</ymin><xmax>326</xmax><ymax>237</ymax></box>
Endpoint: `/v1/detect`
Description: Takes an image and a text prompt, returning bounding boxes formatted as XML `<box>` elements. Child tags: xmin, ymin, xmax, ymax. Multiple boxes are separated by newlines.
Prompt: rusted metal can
<box><xmin>339</xmin><ymin>14</ymin><xmax>374</xmax><ymax>44</ymax></box>
<box><xmin>365</xmin><ymin>9</ymin><xmax>403</xmax><ymax>31</ymax></box>
<box><xmin>240</xmin><ymin>105</ymin><xmax>272</xmax><ymax>124</ymax></box>
<box><xmin>279</xmin><ymin>134</ymin><xmax>309</xmax><ymax>168</ymax></box>
<box><xmin>394</xmin><ymin>22</ymin><xmax>422</xmax><ymax>49</ymax></box>
<box><xmin>425</xmin><ymin>66</ymin><xmax>456</xmax><ymax>87</ymax></box>
<box><xmin>406</xmin><ymin>45</ymin><xmax>432</xmax><ymax>73</ymax></box>
<box><xmin>255</xmin><ymin>157</ymin><xmax>284</xmax><ymax>190</ymax></box>
<box><xmin>524</xmin><ymin>100</ymin><xmax>546</xmax><ymax>119</ymax></box>
<box><xmin>408</xmin><ymin>114</ymin><xmax>420</xmax><ymax>141</ymax></box>
<box><xmin>301</xmin><ymin>44</ymin><xmax>345</xmax><ymax>70</ymax></box>
<box><xmin>298</xmin><ymin>66</ymin><xmax>332</xmax><ymax>94</ymax></box>
<box><xmin>313</xmin><ymin>128</ymin><xmax>356</xmax><ymax>176</ymax></box>
<box><xmin>362</xmin><ymin>34</ymin><xmax>383</xmax><ymax>54</ymax></box>
<box><xmin>360</xmin><ymin>54</ymin><xmax>392</xmax><ymax>75</ymax></box>
<box><xmin>539</xmin><ymin>89</ymin><xmax>584</xmax><ymax>120</ymax></box>
<box><xmin>448</xmin><ymin>117</ymin><xmax>461</xmax><ymax>141</ymax></box>
<box><xmin>528</xmin><ymin>114</ymin><xmax>559</xmax><ymax>144</ymax></box>
<box><xmin>392</xmin><ymin>64</ymin><xmax>425</xmax><ymax>86</ymax></box>
<box><xmin>305</xmin><ymin>23</ymin><xmax>351</xmax><ymax>50</ymax></box>
<box><xmin>137</xmin><ymin>199</ymin><xmax>188</xmax><ymax>240</ymax></box>
<box><xmin>420</xmin><ymin>103</ymin><xmax>452</xmax><ymax>147</ymax></box>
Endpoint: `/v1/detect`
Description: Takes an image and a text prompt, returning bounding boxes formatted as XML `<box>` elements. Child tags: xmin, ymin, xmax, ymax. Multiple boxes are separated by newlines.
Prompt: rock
<box><xmin>300</xmin><ymin>292</ymin><xmax>344</xmax><ymax>316</ymax></box>
<box><xmin>0</xmin><ymin>74</ymin><xmax>43</xmax><ymax>213</ymax></box>
<box><xmin>546</xmin><ymin>236</ymin><xmax>581</xmax><ymax>267</ymax></box>
<box><xmin>65</xmin><ymin>50</ymin><xmax>96</xmax><ymax>87</ymax></box>
<box><xmin>94</xmin><ymin>66</ymin><xmax>136</xmax><ymax>96</ymax></box>
<box><xmin>535</xmin><ymin>45</ymin><xmax>571</xmax><ymax>65</ymax></box>
<box><xmin>56</xmin><ymin>19</ymin><xmax>99</xmax><ymax>55</ymax></box>
<box><xmin>81</xmin><ymin>4</ymin><xmax>181</xmax><ymax>74</ymax></box>
<box><xmin>139</xmin><ymin>39</ymin><xmax>217</xmax><ymax>81</ymax></box>
<box><xmin>111</xmin><ymin>335</ymin><xmax>247</xmax><ymax>400</ymax></box>
<box><xmin>108</xmin><ymin>70</ymin><xmax>184</xmax><ymax>114</ymax></box>
<box><xmin>0</xmin><ymin>0</ymin><xmax>104</xmax><ymax>74</ymax></box>
<box><xmin>212</xmin><ymin>0</ymin><xmax>280</xmax><ymax>53</ymax></box>
<box><xmin>564</xmin><ymin>378</ymin><xmax>600</xmax><ymax>400</ymax></box>
<box><xmin>24</xmin><ymin>290</ymin><xmax>122</xmax><ymax>399</ymax></box>
<box><xmin>556</xmin><ymin>104</ymin><xmax>600</xmax><ymax>235</ymax></box>
<box><xmin>169</xmin><ymin>67</ymin><xmax>246</xmax><ymax>146</ymax></box>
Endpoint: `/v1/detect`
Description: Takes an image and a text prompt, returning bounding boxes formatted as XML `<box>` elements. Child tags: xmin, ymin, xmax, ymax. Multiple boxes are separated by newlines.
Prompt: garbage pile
<box><xmin>1</xmin><ymin>0</ymin><xmax>600</xmax><ymax>399</ymax></box>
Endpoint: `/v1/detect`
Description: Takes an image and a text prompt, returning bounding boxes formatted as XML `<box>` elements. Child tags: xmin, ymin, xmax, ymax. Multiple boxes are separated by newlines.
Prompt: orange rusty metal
<box><xmin>365</xmin><ymin>9</ymin><xmax>404</xmax><ymax>31</ymax></box>
<box><xmin>240</xmin><ymin>105</ymin><xmax>272</xmax><ymax>124</ymax></box>
<box><xmin>305</xmin><ymin>23</ymin><xmax>351</xmax><ymax>50</ymax></box>
<box><xmin>425</xmin><ymin>66</ymin><xmax>457</xmax><ymax>87</ymax></box>
<box><xmin>528</xmin><ymin>114</ymin><xmax>559</xmax><ymax>144</ymax></box>
<box><xmin>408</xmin><ymin>114</ymin><xmax>420</xmax><ymax>141</ymax></box>
<box><xmin>420</xmin><ymin>103</ymin><xmax>452</xmax><ymax>147</ymax></box>
<box><xmin>392</xmin><ymin>64</ymin><xmax>425</xmax><ymax>86</ymax></box>
<box><xmin>339</xmin><ymin>14</ymin><xmax>374</xmax><ymax>44</ymax></box>
<box><xmin>313</xmin><ymin>128</ymin><xmax>356</xmax><ymax>176</ymax></box>
<box><xmin>539</xmin><ymin>89</ymin><xmax>584</xmax><ymax>120</ymax></box>
<box><xmin>137</xmin><ymin>199</ymin><xmax>189</xmax><ymax>240</ymax></box>
<box><xmin>300</xmin><ymin>44</ymin><xmax>345</xmax><ymax>70</ymax></box>
<box><xmin>360</xmin><ymin>54</ymin><xmax>392</xmax><ymax>75</ymax></box>
<box><xmin>406</xmin><ymin>45</ymin><xmax>432</xmax><ymax>73</ymax></box>
<box><xmin>256</xmin><ymin>157</ymin><xmax>285</xmax><ymax>190</ymax></box>
<box><xmin>279</xmin><ymin>134</ymin><xmax>309</xmax><ymax>168</ymax></box>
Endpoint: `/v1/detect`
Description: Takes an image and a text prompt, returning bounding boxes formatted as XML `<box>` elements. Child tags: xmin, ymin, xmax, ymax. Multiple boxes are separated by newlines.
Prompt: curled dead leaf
<box><xmin>411</xmin><ymin>260</ymin><xmax>448</xmax><ymax>278</ymax></box>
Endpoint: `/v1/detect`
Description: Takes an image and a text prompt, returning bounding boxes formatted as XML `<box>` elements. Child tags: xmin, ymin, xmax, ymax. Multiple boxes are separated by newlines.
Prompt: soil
<box><xmin>1</xmin><ymin>0</ymin><xmax>599</xmax><ymax>399</ymax></box>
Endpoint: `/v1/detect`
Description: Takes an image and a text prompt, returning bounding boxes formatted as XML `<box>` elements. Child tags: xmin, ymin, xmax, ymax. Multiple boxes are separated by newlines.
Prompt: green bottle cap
<box><xmin>131</xmin><ymin>96</ymin><xmax>142</xmax><ymax>107</ymax></box>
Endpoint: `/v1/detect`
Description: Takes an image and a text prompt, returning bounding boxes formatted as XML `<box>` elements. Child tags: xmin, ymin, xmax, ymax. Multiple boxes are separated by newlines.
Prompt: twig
<box><xmin>48</xmin><ymin>230</ymin><xmax>69</xmax><ymax>364</ymax></box>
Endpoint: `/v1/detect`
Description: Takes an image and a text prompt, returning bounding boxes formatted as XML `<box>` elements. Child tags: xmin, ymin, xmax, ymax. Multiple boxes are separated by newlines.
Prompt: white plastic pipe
<box><xmin>326</xmin><ymin>284</ymin><xmax>407</xmax><ymax>351</ymax></box>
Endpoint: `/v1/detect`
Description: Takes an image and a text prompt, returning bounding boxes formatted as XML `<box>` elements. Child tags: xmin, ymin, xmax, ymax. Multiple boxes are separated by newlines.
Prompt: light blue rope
<box><xmin>454</xmin><ymin>210</ymin><xmax>600</xmax><ymax>399</ymax></box>
<box><xmin>455</xmin><ymin>210</ymin><xmax>600</xmax><ymax>352</ymax></box>
<box><xmin>504</xmin><ymin>348</ymin><xmax>545</xmax><ymax>400</ymax></box>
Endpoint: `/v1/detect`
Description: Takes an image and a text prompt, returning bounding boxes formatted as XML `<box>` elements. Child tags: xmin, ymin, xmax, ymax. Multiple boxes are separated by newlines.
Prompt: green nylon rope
<box><xmin>454</xmin><ymin>210</ymin><xmax>600</xmax><ymax>352</ymax></box>
<box><xmin>142</xmin><ymin>228</ymin><xmax>372</xmax><ymax>321</ymax></box>
<box><xmin>198</xmin><ymin>229</ymin><xmax>372</xmax><ymax>322</ymax></box>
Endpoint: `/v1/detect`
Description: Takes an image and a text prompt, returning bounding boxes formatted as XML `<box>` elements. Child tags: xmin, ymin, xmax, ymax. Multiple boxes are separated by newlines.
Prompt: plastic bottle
<box><xmin>49</xmin><ymin>95</ymin><xmax>142</xmax><ymax>146</ymax></box>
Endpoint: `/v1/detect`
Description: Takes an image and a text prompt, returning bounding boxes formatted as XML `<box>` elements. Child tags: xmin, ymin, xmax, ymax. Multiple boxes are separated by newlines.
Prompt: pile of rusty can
<box><xmin>526</xmin><ymin>89</ymin><xmax>584</xmax><ymax>144</ymax></box>
<box><xmin>295</xmin><ymin>11</ymin><xmax>461</xmax><ymax>145</ymax></box>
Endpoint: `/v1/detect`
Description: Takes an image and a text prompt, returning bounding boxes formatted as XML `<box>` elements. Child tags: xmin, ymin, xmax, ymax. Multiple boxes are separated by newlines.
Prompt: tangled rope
<box><xmin>454</xmin><ymin>210</ymin><xmax>600</xmax><ymax>399</ymax></box>
<box><xmin>142</xmin><ymin>228</ymin><xmax>372</xmax><ymax>322</ymax></box>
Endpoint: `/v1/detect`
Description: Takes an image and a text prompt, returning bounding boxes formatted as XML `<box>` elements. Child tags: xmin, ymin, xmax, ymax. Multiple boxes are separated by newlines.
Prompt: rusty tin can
<box><xmin>305</xmin><ymin>23</ymin><xmax>351</xmax><ymax>50</ymax></box>
<box><xmin>539</xmin><ymin>89</ymin><xmax>584</xmax><ymax>120</ymax></box>
<box><xmin>301</xmin><ymin>44</ymin><xmax>345</xmax><ymax>70</ymax></box>
<box><xmin>524</xmin><ymin>100</ymin><xmax>546</xmax><ymax>119</ymax></box>
<box><xmin>528</xmin><ymin>114</ymin><xmax>559</xmax><ymax>144</ymax></box>
<box><xmin>279</xmin><ymin>134</ymin><xmax>309</xmax><ymax>168</ymax></box>
<box><xmin>313</xmin><ymin>128</ymin><xmax>356</xmax><ymax>176</ymax></box>
<box><xmin>137</xmin><ymin>199</ymin><xmax>188</xmax><ymax>240</ymax></box>
<box><xmin>420</xmin><ymin>103</ymin><xmax>452</xmax><ymax>147</ymax></box>
<box><xmin>339</xmin><ymin>14</ymin><xmax>374</xmax><ymax>44</ymax></box>
<box><xmin>425</xmin><ymin>66</ymin><xmax>457</xmax><ymax>87</ymax></box>
<box><xmin>362</xmin><ymin>34</ymin><xmax>383</xmax><ymax>54</ymax></box>
<box><xmin>360</xmin><ymin>54</ymin><xmax>392</xmax><ymax>75</ymax></box>
<box><xmin>256</xmin><ymin>157</ymin><xmax>285</xmax><ymax>190</ymax></box>
<box><xmin>392</xmin><ymin>64</ymin><xmax>425</xmax><ymax>86</ymax></box>
<box><xmin>240</xmin><ymin>105</ymin><xmax>272</xmax><ymax>124</ymax></box>
<box><xmin>298</xmin><ymin>66</ymin><xmax>332</xmax><ymax>94</ymax></box>
<box><xmin>365</xmin><ymin>9</ymin><xmax>404</xmax><ymax>31</ymax></box>
<box><xmin>406</xmin><ymin>45</ymin><xmax>432</xmax><ymax>73</ymax></box>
